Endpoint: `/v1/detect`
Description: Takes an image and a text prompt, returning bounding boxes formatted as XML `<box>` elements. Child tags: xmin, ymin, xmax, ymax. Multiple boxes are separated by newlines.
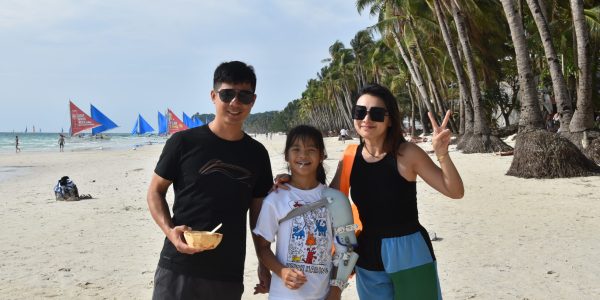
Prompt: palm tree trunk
<box><xmin>437</xmin><ymin>73</ymin><xmax>459</xmax><ymax>133</ymax></box>
<box><xmin>525</xmin><ymin>0</ymin><xmax>573</xmax><ymax>132</ymax></box>
<box><xmin>500</xmin><ymin>0</ymin><xmax>544</xmax><ymax>131</ymax></box>
<box><xmin>432</xmin><ymin>0</ymin><xmax>471</xmax><ymax>135</ymax></box>
<box><xmin>409</xmin><ymin>19</ymin><xmax>443</xmax><ymax>118</ymax></box>
<box><xmin>407</xmin><ymin>83</ymin><xmax>417</xmax><ymax>137</ymax></box>
<box><xmin>568</xmin><ymin>0</ymin><xmax>594</xmax><ymax>132</ymax></box>
<box><xmin>390</xmin><ymin>30</ymin><xmax>435</xmax><ymax>114</ymax></box>
<box><xmin>500</xmin><ymin>0</ymin><xmax>598</xmax><ymax>178</ymax></box>
<box><xmin>450</xmin><ymin>0</ymin><xmax>490</xmax><ymax>136</ymax></box>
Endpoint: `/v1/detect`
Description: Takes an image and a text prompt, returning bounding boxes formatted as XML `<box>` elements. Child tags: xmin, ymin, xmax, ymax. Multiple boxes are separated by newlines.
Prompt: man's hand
<box><xmin>167</xmin><ymin>225</ymin><xmax>206</xmax><ymax>254</ymax></box>
<box><xmin>253</xmin><ymin>263</ymin><xmax>271</xmax><ymax>294</ymax></box>
<box><xmin>325</xmin><ymin>286</ymin><xmax>342</xmax><ymax>300</ymax></box>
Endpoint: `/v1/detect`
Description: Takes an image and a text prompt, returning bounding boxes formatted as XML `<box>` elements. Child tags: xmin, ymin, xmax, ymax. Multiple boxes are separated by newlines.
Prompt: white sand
<box><xmin>0</xmin><ymin>135</ymin><xmax>598</xmax><ymax>299</ymax></box>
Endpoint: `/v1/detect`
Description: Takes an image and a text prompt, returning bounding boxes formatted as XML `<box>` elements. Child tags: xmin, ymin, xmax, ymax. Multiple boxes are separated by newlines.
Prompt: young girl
<box><xmin>253</xmin><ymin>125</ymin><xmax>344</xmax><ymax>300</ymax></box>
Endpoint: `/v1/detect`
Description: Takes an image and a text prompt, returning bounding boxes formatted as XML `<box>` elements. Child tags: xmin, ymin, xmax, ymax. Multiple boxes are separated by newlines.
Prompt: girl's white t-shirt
<box><xmin>253</xmin><ymin>183</ymin><xmax>333</xmax><ymax>300</ymax></box>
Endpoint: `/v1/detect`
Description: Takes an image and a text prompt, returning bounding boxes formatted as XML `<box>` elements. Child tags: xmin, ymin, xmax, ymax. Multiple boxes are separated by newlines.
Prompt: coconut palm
<box><xmin>431</xmin><ymin>0</ymin><xmax>471</xmax><ymax>135</ymax></box>
<box><xmin>500</xmin><ymin>0</ymin><xmax>598</xmax><ymax>178</ymax></box>
<box><xmin>525</xmin><ymin>0</ymin><xmax>574</xmax><ymax>133</ymax></box>
<box><xmin>358</xmin><ymin>0</ymin><xmax>436</xmax><ymax>116</ymax></box>
<box><xmin>568</xmin><ymin>0</ymin><xmax>595</xmax><ymax>133</ymax></box>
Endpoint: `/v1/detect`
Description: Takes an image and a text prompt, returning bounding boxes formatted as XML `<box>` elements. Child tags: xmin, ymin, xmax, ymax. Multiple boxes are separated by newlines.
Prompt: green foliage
<box><xmin>227</xmin><ymin>0</ymin><xmax>600</xmax><ymax>133</ymax></box>
<box><xmin>242</xmin><ymin>111</ymin><xmax>279</xmax><ymax>134</ymax></box>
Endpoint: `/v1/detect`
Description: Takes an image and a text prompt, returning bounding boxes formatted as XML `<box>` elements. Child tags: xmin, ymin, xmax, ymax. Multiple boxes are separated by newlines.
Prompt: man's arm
<box><xmin>147</xmin><ymin>173</ymin><xmax>204</xmax><ymax>254</ymax></box>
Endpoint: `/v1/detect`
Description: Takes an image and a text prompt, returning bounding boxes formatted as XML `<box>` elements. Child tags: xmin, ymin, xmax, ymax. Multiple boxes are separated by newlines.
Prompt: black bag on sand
<box><xmin>54</xmin><ymin>176</ymin><xmax>80</xmax><ymax>201</ymax></box>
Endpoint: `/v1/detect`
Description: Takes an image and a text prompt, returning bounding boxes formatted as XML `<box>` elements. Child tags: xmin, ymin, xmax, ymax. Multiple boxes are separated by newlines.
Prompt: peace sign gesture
<box><xmin>427</xmin><ymin>110</ymin><xmax>452</xmax><ymax>156</ymax></box>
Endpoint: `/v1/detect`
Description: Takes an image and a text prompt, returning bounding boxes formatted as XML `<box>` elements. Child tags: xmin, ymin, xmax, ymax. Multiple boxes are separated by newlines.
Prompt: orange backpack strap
<box><xmin>340</xmin><ymin>144</ymin><xmax>362</xmax><ymax>232</ymax></box>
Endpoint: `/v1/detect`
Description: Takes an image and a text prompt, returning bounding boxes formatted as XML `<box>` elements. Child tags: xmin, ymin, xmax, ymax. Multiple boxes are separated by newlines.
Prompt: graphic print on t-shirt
<box><xmin>198</xmin><ymin>159</ymin><xmax>253</xmax><ymax>187</ymax></box>
<box><xmin>285</xmin><ymin>199</ymin><xmax>331</xmax><ymax>274</ymax></box>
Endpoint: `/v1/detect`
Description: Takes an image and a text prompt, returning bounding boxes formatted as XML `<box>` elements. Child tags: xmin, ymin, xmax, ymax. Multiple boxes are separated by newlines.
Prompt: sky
<box><xmin>0</xmin><ymin>0</ymin><xmax>376</xmax><ymax>133</ymax></box>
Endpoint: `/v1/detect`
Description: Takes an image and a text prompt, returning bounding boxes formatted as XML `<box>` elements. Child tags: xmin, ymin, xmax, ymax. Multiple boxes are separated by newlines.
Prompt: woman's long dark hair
<box><xmin>284</xmin><ymin>125</ymin><xmax>327</xmax><ymax>184</ymax></box>
<box><xmin>356</xmin><ymin>83</ymin><xmax>406</xmax><ymax>157</ymax></box>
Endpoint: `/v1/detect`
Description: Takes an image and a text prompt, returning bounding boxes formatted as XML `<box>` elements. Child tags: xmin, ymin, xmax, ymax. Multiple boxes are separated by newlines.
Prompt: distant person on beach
<box><xmin>147</xmin><ymin>61</ymin><xmax>274</xmax><ymax>300</ymax></box>
<box><xmin>553</xmin><ymin>113</ymin><xmax>561</xmax><ymax>133</ymax></box>
<box><xmin>58</xmin><ymin>134</ymin><xmax>65</xmax><ymax>152</ymax></box>
<box><xmin>253</xmin><ymin>125</ymin><xmax>350</xmax><ymax>300</ymax></box>
<box><xmin>339</xmin><ymin>128</ymin><xmax>348</xmax><ymax>144</ymax></box>
<box><xmin>15</xmin><ymin>136</ymin><xmax>20</xmax><ymax>153</ymax></box>
<box><xmin>274</xmin><ymin>83</ymin><xmax>463</xmax><ymax>299</ymax></box>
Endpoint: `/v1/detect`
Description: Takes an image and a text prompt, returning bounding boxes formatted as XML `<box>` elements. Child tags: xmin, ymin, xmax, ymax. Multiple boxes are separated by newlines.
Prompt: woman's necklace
<box><xmin>363</xmin><ymin>145</ymin><xmax>384</xmax><ymax>159</ymax></box>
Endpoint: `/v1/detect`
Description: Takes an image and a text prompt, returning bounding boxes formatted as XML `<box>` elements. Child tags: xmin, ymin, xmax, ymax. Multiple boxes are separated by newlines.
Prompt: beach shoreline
<box><xmin>0</xmin><ymin>134</ymin><xmax>598</xmax><ymax>299</ymax></box>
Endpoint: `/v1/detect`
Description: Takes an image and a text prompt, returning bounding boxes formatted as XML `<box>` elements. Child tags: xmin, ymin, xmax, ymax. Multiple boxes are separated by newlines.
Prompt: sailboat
<box><xmin>183</xmin><ymin>112</ymin><xmax>192</xmax><ymax>128</ymax></box>
<box><xmin>167</xmin><ymin>109</ymin><xmax>188</xmax><ymax>134</ymax></box>
<box><xmin>182</xmin><ymin>112</ymin><xmax>204</xmax><ymax>129</ymax></box>
<box><xmin>191</xmin><ymin>114</ymin><xmax>204</xmax><ymax>127</ymax></box>
<box><xmin>70</xmin><ymin>101</ymin><xmax>101</xmax><ymax>136</ymax></box>
<box><xmin>131</xmin><ymin>114</ymin><xmax>155</xmax><ymax>135</ymax></box>
<box><xmin>157</xmin><ymin>111</ymin><xmax>168</xmax><ymax>136</ymax></box>
<box><xmin>91</xmin><ymin>104</ymin><xmax>118</xmax><ymax>139</ymax></box>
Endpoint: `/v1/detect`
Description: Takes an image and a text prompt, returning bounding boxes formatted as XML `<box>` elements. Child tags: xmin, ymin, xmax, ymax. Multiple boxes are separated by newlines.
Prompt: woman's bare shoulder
<box><xmin>397</xmin><ymin>141</ymin><xmax>426</xmax><ymax>156</ymax></box>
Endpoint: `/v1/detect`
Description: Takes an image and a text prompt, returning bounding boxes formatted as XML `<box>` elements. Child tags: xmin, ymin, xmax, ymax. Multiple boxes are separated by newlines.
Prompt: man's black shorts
<box><xmin>152</xmin><ymin>266</ymin><xmax>244</xmax><ymax>300</ymax></box>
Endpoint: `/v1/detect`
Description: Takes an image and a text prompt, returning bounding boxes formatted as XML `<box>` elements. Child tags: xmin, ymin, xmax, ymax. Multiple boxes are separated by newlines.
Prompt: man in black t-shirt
<box><xmin>147</xmin><ymin>61</ymin><xmax>273</xmax><ymax>300</ymax></box>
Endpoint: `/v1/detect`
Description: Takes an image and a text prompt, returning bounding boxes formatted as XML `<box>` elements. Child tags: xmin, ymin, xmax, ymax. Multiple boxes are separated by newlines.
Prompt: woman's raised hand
<box><xmin>269</xmin><ymin>174</ymin><xmax>291</xmax><ymax>193</ymax></box>
<box><xmin>427</xmin><ymin>110</ymin><xmax>452</xmax><ymax>156</ymax></box>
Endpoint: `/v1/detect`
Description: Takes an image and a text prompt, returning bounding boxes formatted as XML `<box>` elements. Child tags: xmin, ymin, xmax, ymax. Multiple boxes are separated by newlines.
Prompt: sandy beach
<box><xmin>0</xmin><ymin>134</ymin><xmax>598</xmax><ymax>299</ymax></box>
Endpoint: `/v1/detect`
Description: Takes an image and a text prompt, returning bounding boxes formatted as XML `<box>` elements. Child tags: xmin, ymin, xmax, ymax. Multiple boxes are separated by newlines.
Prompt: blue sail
<box><xmin>183</xmin><ymin>112</ymin><xmax>204</xmax><ymax>128</ymax></box>
<box><xmin>131</xmin><ymin>114</ymin><xmax>155</xmax><ymax>135</ymax></box>
<box><xmin>191</xmin><ymin>115</ymin><xmax>204</xmax><ymax>127</ymax></box>
<box><xmin>182</xmin><ymin>112</ymin><xmax>192</xmax><ymax>128</ymax></box>
<box><xmin>157</xmin><ymin>111</ymin><xmax>167</xmax><ymax>135</ymax></box>
<box><xmin>91</xmin><ymin>104</ymin><xmax>119</xmax><ymax>135</ymax></box>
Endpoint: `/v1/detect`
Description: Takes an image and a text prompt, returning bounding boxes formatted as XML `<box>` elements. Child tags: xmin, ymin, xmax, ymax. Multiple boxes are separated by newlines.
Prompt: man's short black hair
<box><xmin>213</xmin><ymin>61</ymin><xmax>257</xmax><ymax>92</ymax></box>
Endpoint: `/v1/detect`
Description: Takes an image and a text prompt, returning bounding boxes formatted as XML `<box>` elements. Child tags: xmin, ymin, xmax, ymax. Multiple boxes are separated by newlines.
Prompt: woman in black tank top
<box><xmin>330</xmin><ymin>83</ymin><xmax>464</xmax><ymax>300</ymax></box>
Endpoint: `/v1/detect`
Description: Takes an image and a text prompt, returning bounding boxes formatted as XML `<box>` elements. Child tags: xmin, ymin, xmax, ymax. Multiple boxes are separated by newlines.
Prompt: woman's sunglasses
<box><xmin>217</xmin><ymin>89</ymin><xmax>255</xmax><ymax>105</ymax></box>
<box><xmin>352</xmin><ymin>105</ymin><xmax>389</xmax><ymax>122</ymax></box>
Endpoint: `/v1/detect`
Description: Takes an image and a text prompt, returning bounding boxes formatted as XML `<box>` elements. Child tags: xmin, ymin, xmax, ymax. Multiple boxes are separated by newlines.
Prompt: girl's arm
<box><xmin>254</xmin><ymin>235</ymin><xmax>307</xmax><ymax>290</ymax></box>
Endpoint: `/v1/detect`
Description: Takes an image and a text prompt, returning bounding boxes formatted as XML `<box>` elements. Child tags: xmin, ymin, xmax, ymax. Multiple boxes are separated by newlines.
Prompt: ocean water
<box><xmin>0</xmin><ymin>132</ymin><xmax>167</xmax><ymax>154</ymax></box>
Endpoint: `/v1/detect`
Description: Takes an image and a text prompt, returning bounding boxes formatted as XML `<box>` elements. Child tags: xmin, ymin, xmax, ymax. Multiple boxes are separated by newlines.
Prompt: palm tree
<box><xmin>446</xmin><ymin>0</ymin><xmax>511</xmax><ymax>153</ymax></box>
<box><xmin>357</xmin><ymin>0</ymin><xmax>436</xmax><ymax>116</ymax></box>
<box><xmin>431</xmin><ymin>0</ymin><xmax>470</xmax><ymax>135</ymax></box>
<box><xmin>525</xmin><ymin>0</ymin><xmax>573</xmax><ymax>133</ymax></box>
<box><xmin>568</xmin><ymin>0</ymin><xmax>595</xmax><ymax>133</ymax></box>
<box><xmin>500</xmin><ymin>0</ymin><xmax>598</xmax><ymax>178</ymax></box>
<box><xmin>350</xmin><ymin>30</ymin><xmax>375</xmax><ymax>89</ymax></box>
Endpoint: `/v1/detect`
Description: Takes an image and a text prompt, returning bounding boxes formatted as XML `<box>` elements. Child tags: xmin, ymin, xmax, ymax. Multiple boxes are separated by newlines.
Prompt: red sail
<box><xmin>167</xmin><ymin>109</ymin><xmax>188</xmax><ymax>134</ymax></box>
<box><xmin>70</xmin><ymin>101</ymin><xmax>101</xmax><ymax>136</ymax></box>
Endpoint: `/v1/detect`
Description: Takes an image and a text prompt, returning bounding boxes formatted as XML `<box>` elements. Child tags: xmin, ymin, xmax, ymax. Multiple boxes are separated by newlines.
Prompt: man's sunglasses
<box><xmin>216</xmin><ymin>89</ymin><xmax>255</xmax><ymax>105</ymax></box>
<box><xmin>352</xmin><ymin>105</ymin><xmax>389</xmax><ymax>122</ymax></box>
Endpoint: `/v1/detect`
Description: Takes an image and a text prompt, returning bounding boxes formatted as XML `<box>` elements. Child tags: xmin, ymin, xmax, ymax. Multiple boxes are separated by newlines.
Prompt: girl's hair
<box><xmin>284</xmin><ymin>125</ymin><xmax>327</xmax><ymax>184</ymax></box>
<box><xmin>356</xmin><ymin>83</ymin><xmax>406</xmax><ymax>157</ymax></box>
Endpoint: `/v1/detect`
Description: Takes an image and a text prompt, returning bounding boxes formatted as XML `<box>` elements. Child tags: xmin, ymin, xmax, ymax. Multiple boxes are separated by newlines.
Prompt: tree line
<box><xmin>239</xmin><ymin>0</ymin><xmax>600</xmax><ymax>179</ymax></box>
